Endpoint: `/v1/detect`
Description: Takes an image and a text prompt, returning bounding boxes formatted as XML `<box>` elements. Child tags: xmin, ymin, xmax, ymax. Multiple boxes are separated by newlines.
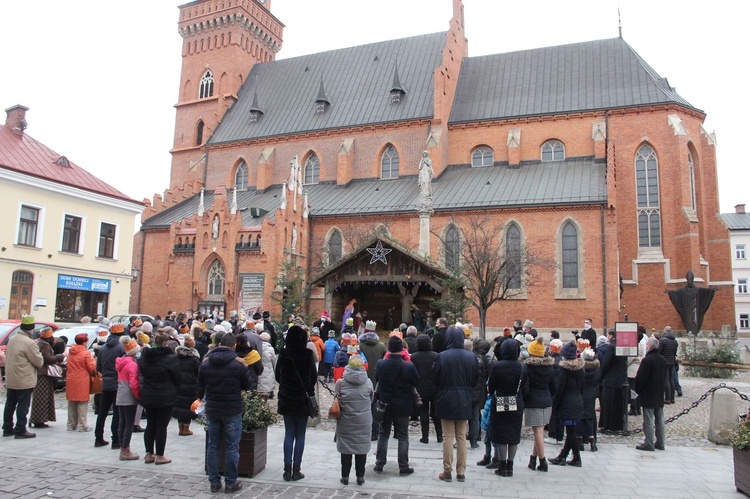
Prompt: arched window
<box><xmin>235</xmin><ymin>161</ymin><xmax>248</xmax><ymax>189</ymax></box>
<box><xmin>562</xmin><ymin>222</ymin><xmax>579</xmax><ymax>288</ymax></box>
<box><xmin>506</xmin><ymin>223</ymin><xmax>521</xmax><ymax>289</ymax></box>
<box><xmin>471</xmin><ymin>146</ymin><xmax>494</xmax><ymax>167</ymax></box>
<box><xmin>304</xmin><ymin>154</ymin><xmax>320</xmax><ymax>184</ymax></box>
<box><xmin>688</xmin><ymin>152</ymin><xmax>697</xmax><ymax>211</ymax></box>
<box><xmin>328</xmin><ymin>229</ymin><xmax>342</xmax><ymax>264</ymax></box>
<box><xmin>445</xmin><ymin>225</ymin><xmax>460</xmax><ymax>272</ymax></box>
<box><xmin>199</xmin><ymin>70</ymin><xmax>214</xmax><ymax>99</ymax></box>
<box><xmin>541</xmin><ymin>140</ymin><xmax>565</xmax><ymax>162</ymax></box>
<box><xmin>196</xmin><ymin>120</ymin><xmax>204</xmax><ymax>146</ymax></box>
<box><xmin>207</xmin><ymin>260</ymin><xmax>225</xmax><ymax>296</ymax></box>
<box><xmin>635</xmin><ymin>144</ymin><xmax>661</xmax><ymax>247</ymax></box>
<box><xmin>381</xmin><ymin>145</ymin><xmax>399</xmax><ymax>179</ymax></box>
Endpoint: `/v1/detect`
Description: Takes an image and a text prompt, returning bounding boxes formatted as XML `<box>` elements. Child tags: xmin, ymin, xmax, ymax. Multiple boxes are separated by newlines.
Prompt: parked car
<box><xmin>108</xmin><ymin>313</ymin><xmax>154</xmax><ymax>325</ymax></box>
<box><xmin>48</xmin><ymin>325</ymin><xmax>105</xmax><ymax>391</ymax></box>
<box><xmin>0</xmin><ymin>319</ymin><xmax>60</xmax><ymax>376</ymax></box>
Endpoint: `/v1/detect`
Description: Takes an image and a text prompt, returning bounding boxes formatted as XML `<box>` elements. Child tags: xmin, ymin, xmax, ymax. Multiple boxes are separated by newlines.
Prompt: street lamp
<box><xmin>132</xmin><ymin>267</ymin><xmax>140</xmax><ymax>282</ymax></box>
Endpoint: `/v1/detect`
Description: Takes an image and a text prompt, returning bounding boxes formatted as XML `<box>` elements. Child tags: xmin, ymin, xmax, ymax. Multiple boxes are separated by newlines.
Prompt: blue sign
<box><xmin>57</xmin><ymin>274</ymin><xmax>111</xmax><ymax>293</ymax></box>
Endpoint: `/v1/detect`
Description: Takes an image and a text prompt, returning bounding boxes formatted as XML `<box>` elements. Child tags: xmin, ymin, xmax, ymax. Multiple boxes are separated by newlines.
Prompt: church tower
<box><xmin>170</xmin><ymin>0</ymin><xmax>284</xmax><ymax>189</ymax></box>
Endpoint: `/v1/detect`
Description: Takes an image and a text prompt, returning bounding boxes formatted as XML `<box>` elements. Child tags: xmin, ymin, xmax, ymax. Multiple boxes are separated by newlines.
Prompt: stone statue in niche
<box><xmin>212</xmin><ymin>214</ymin><xmax>220</xmax><ymax>240</ymax></box>
<box><xmin>418</xmin><ymin>150</ymin><xmax>433</xmax><ymax>198</ymax></box>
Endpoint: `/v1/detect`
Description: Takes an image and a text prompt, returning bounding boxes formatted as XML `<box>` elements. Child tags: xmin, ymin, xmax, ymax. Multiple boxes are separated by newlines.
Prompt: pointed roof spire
<box><xmin>390</xmin><ymin>63</ymin><xmax>406</xmax><ymax>94</ymax></box>
<box><xmin>249</xmin><ymin>90</ymin><xmax>264</xmax><ymax>116</ymax></box>
<box><xmin>198</xmin><ymin>187</ymin><xmax>205</xmax><ymax>217</ymax></box>
<box><xmin>315</xmin><ymin>79</ymin><xmax>330</xmax><ymax>106</ymax></box>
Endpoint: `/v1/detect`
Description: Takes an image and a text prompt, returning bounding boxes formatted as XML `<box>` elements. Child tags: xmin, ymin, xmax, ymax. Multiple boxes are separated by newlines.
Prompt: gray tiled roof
<box><xmin>449</xmin><ymin>37</ymin><xmax>697</xmax><ymax>124</ymax></box>
<box><xmin>722</xmin><ymin>213</ymin><xmax>750</xmax><ymax>231</ymax></box>
<box><xmin>143</xmin><ymin>157</ymin><xmax>606</xmax><ymax>227</ymax></box>
<box><xmin>209</xmin><ymin>32</ymin><xmax>446</xmax><ymax>144</ymax></box>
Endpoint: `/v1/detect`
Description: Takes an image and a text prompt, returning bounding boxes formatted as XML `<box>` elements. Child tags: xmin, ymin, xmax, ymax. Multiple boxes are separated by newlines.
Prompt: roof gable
<box><xmin>209</xmin><ymin>32</ymin><xmax>446</xmax><ymax>144</ymax></box>
<box><xmin>450</xmin><ymin>37</ymin><xmax>697</xmax><ymax>124</ymax></box>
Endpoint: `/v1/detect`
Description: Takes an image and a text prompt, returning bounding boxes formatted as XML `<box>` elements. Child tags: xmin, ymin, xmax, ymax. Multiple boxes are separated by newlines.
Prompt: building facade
<box><xmin>133</xmin><ymin>0</ymin><xmax>734</xmax><ymax>334</ymax></box>
<box><xmin>1</xmin><ymin>105</ymin><xmax>143</xmax><ymax>324</ymax></box>
<box><xmin>722</xmin><ymin>205</ymin><xmax>750</xmax><ymax>331</ymax></box>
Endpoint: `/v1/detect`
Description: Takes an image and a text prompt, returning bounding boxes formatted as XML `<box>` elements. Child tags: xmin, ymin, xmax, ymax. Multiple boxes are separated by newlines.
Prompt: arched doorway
<box><xmin>9</xmin><ymin>270</ymin><xmax>33</xmax><ymax>319</ymax></box>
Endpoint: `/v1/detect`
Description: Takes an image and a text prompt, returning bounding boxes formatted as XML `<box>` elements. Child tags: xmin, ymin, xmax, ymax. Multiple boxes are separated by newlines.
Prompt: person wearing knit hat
<box><xmin>524</xmin><ymin>337</ymin><xmax>555</xmax><ymax>472</ymax></box>
<box><xmin>335</xmin><ymin>351</ymin><xmax>373</xmax><ymax>485</ymax></box>
<box><xmin>257</xmin><ymin>331</ymin><xmax>277</xmax><ymax>401</ymax></box>
<box><xmin>29</xmin><ymin>324</ymin><xmax>64</xmax><ymax>429</ymax></box>
<box><xmin>373</xmin><ymin>332</ymin><xmax>419</xmax><ymax>476</ymax></box>
<box><xmin>142</xmin><ymin>322</ymin><xmax>153</xmax><ymax>334</ymax></box>
<box><xmin>138</xmin><ymin>332</ymin><xmax>151</xmax><ymax>346</ymax></box>
<box><xmin>66</xmin><ymin>329</ymin><xmax>97</xmax><ymax>433</ymax></box>
<box><xmin>580</xmin><ymin>347</ymin><xmax>601</xmax><ymax>452</ymax></box>
<box><xmin>115</xmin><ymin>336</ymin><xmax>141</xmax><ymax>461</ymax></box>
<box><xmin>94</xmin><ymin>320</ymin><xmax>127</xmax><ymax>448</ymax></box>
<box><xmin>323</xmin><ymin>328</ymin><xmax>340</xmax><ymax>383</ymax></box>
<box><xmin>549</xmin><ymin>340</ymin><xmax>585</xmax><ymax>468</ymax></box>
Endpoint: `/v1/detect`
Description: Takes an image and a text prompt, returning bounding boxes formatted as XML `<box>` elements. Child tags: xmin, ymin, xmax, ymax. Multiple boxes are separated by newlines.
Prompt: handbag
<box><xmin>47</xmin><ymin>364</ymin><xmax>64</xmax><ymax>378</ymax></box>
<box><xmin>89</xmin><ymin>372</ymin><xmax>103</xmax><ymax>395</ymax></box>
<box><xmin>495</xmin><ymin>367</ymin><xmax>524</xmax><ymax>412</ymax></box>
<box><xmin>372</xmin><ymin>399</ymin><xmax>388</xmax><ymax>423</ymax></box>
<box><xmin>292</xmin><ymin>359</ymin><xmax>319</xmax><ymax>418</ymax></box>
<box><xmin>328</xmin><ymin>382</ymin><xmax>341</xmax><ymax>420</ymax></box>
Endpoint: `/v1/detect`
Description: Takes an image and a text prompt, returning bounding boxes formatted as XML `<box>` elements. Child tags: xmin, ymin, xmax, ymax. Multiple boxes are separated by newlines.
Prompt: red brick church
<box><xmin>132</xmin><ymin>0</ymin><xmax>734</xmax><ymax>334</ymax></box>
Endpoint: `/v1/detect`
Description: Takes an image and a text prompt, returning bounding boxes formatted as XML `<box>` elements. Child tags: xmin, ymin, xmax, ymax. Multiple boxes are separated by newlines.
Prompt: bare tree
<box><xmin>434</xmin><ymin>215</ymin><xmax>554</xmax><ymax>338</ymax></box>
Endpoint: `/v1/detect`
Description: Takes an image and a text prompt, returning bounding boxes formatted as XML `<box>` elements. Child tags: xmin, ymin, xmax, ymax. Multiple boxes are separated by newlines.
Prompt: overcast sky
<box><xmin>1</xmin><ymin>0</ymin><xmax>746</xmax><ymax>214</ymax></box>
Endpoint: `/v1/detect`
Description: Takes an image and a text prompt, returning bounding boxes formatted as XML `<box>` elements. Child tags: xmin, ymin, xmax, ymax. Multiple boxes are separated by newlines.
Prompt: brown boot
<box><xmin>182</xmin><ymin>423</ymin><xmax>193</xmax><ymax>436</ymax></box>
<box><xmin>119</xmin><ymin>447</ymin><xmax>140</xmax><ymax>461</ymax></box>
<box><xmin>155</xmin><ymin>455</ymin><xmax>172</xmax><ymax>465</ymax></box>
<box><xmin>178</xmin><ymin>423</ymin><xmax>184</xmax><ymax>436</ymax></box>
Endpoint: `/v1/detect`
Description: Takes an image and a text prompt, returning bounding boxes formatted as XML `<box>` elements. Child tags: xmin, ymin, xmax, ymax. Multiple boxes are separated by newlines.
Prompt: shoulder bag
<box><xmin>495</xmin><ymin>366</ymin><xmax>524</xmax><ymax>412</ymax></box>
<box><xmin>293</xmin><ymin>359</ymin><xmax>319</xmax><ymax>418</ymax></box>
<box><xmin>89</xmin><ymin>372</ymin><xmax>103</xmax><ymax>395</ymax></box>
<box><xmin>328</xmin><ymin>380</ymin><xmax>341</xmax><ymax>420</ymax></box>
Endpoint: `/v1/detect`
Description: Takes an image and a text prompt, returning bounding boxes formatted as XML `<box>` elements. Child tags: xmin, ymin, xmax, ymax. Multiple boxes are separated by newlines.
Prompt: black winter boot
<box><xmin>292</xmin><ymin>464</ymin><xmax>305</xmax><ymax>481</ymax></box>
<box><xmin>506</xmin><ymin>460</ymin><xmax>514</xmax><ymax>477</ymax></box>
<box><xmin>527</xmin><ymin>455</ymin><xmax>537</xmax><ymax>470</ymax></box>
<box><xmin>477</xmin><ymin>455</ymin><xmax>491</xmax><ymax>466</ymax></box>
<box><xmin>577</xmin><ymin>436</ymin><xmax>585</xmax><ymax>452</ymax></box>
<box><xmin>486</xmin><ymin>457</ymin><xmax>500</xmax><ymax>469</ymax></box>
<box><xmin>567</xmin><ymin>454</ymin><xmax>582</xmax><ymax>467</ymax></box>
<box><xmin>590</xmin><ymin>437</ymin><xmax>598</xmax><ymax>452</ymax></box>
<box><xmin>494</xmin><ymin>460</ymin><xmax>507</xmax><ymax>476</ymax></box>
<box><xmin>537</xmin><ymin>457</ymin><xmax>548</xmax><ymax>472</ymax></box>
<box><xmin>283</xmin><ymin>464</ymin><xmax>292</xmax><ymax>481</ymax></box>
<box><xmin>548</xmin><ymin>452</ymin><xmax>567</xmax><ymax>466</ymax></box>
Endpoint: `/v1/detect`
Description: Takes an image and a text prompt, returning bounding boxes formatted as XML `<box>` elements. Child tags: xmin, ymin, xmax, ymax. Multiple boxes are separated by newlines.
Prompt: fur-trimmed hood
<box><xmin>584</xmin><ymin>359</ymin><xmax>600</xmax><ymax>370</ymax></box>
<box><xmin>525</xmin><ymin>356</ymin><xmax>554</xmax><ymax>366</ymax></box>
<box><xmin>175</xmin><ymin>345</ymin><xmax>199</xmax><ymax>358</ymax></box>
<box><xmin>560</xmin><ymin>357</ymin><xmax>585</xmax><ymax>371</ymax></box>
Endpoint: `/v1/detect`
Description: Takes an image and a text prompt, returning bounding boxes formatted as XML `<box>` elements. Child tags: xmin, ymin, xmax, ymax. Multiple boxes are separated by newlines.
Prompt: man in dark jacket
<box><xmin>635</xmin><ymin>337</ymin><xmax>667</xmax><ymax>451</ymax></box>
<box><xmin>659</xmin><ymin>326</ymin><xmax>679</xmax><ymax>404</ymax></box>
<box><xmin>374</xmin><ymin>336</ymin><xmax>419</xmax><ymax>476</ymax></box>
<box><xmin>599</xmin><ymin>330</ymin><xmax>629</xmax><ymax>434</ymax></box>
<box><xmin>581</xmin><ymin>318</ymin><xmax>597</xmax><ymax>347</ymax></box>
<box><xmin>431</xmin><ymin>317</ymin><xmax>449</xmax><ymax>353</ymax></box>
<box><xmin>198</xmin><ymin>333</ymin><xmax>251</xmax><ymax>494</ymax></box>
<box><xmin>433</xmin><ymin>327</ymin><xmax>480</xmax><ymax>482</ymax></box>
<box><xmin>94</xmin><ymin>323</ymin><xmax>126</xmax><ymax>448</ymax></box>
<box><xmin>412</xmin><ymin>334</ymin><xmax>442</xmax><ymax>444</ymax></box>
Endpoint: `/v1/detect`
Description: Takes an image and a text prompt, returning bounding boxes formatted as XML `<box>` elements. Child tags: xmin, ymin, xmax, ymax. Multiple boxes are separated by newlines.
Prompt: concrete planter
<box><xmin>734</xmin><ymin>446</ymin><xmax>750</xmax><ymax>495</ymax></box>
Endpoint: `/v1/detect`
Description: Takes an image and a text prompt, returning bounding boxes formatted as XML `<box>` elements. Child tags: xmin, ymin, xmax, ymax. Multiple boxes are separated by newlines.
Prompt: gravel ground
<box><xmin>4</xmin><ymin>368</ymin><xmax>749</xmax><ymax>448</ymax></box>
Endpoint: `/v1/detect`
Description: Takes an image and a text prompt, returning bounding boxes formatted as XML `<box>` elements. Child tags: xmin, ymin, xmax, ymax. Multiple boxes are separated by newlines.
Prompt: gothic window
<box><xmin>635</xmin><ymin>144</ymin><xmax>661</xmax><ymax>247</ymax></box>
<box><xmin>541</xmin><ymin>140</ymin><xmax>565</xmax><ymax>162</ymax></box>
<box><xmin>199</xmin><ymin>70</ymin><xmax>214</xmax><ymax>99</ymax></box>
<box><xmin>328</xmin><ymin>229</ymin><xmax>342</xmax><ymax>264</ymax></box>
<box><xmin>506</xmin><ymin>223</ymin><xmax>521</xmax><ymax>289</ymax></box>
<box><xmin>196</xmin><ymin>120</ymin><xmax>204</xmax><ymax>146</ymax></box>
<box><xmin>562</xmin><ymin>222</ymin><xmax>579</xmax><ymax>288</ymax></box>
<box><xmin>207</xmin><ymin>260</ymin><xmax>225</xmax><ymax>296</ymax></box>
<box><xmin>471</xmin><ymin>146</ymin><xmax>494</xmax><ymax>167</ymax></box>
<box><xmin>445</xmin><ymin>225</ymin><xmax>460</xmax><ymax>272</ymax></box>
<box><xmin>381</xmin><ymin>145</ymin><xmax>399</xmax><ymax>179</ymax></box>
<box><xmin>688</xmin><ymin>152</ymin><xmax>697</xmax><ymax>211</ymax></box>
<box><xmin>304</xmin><ymin>153</ymin><xmax>320</xmax><ymax>184</ymax></box>
<box><xmin>235</xmin><ymin>161</ymin><xmax>248</xmax><ymax>189</ymax></box>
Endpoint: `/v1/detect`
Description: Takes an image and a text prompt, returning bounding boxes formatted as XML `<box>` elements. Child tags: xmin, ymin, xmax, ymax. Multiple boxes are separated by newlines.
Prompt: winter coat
<box><xmin>635</xmin><ymin>348</ymin><xmax>667</xmax><ymax>408</ymax></box>
<box><xmin>172</xmin><ymin>346</ymin><xmax>201</xmax><ymax>421</ymax></box>
<box><xmin>582</xmin><ymin>359</ymin><xmax>601</xmax><ymax>420</ymax></box>
<box><xmin>374</xmin><ymin>352</ymin><xmax>419</xmax><ymax>417</ymax></box>
<box><xmin>600</xmin><ymin>341</ymin><xmax>628</xmax><ymax>388</ymax></box>
<box><xmin>195</xmin><ymin>331</ymin><xmax>211</xmax><ymax>360</ymax></box>
<box><xmin>323</xmin><ymin>338</ymin><xmax>340</xmax><ymax>364</ymax></box>
<box><xmin>257</xmin><ymin>341</ymin><xmax>277</xmax><ymax>394</ymax></box>
<box><xmin>97</xmin><ymin>334</ymin><xmax>125</xmax><ymax>392</ymax></box>
<box><xmin>411</xmin><ymin>334</ymin><xmax>439</xmax><ymax>399</ymax></box>
<box><xmin>552</xmin><ymin>357</ymin><xmax>585</xmax><ymax>420</ymax></box>
<box><xmin>197</xmin><ymin>346</ymin><xmax>251</xmax><ymax>418</ymax></box>
<box><xmin>581</xmin><ymin>327</ymin><xmax>597</xmax><ymax>348</ymax></box>
<box><xmin>488</xmin><ymin>340</ymin><xmax>527</xmax><ymax>445</ymax></box>
<box><xmin>524</xmin><ymin>356</ymin><xmax>557</xmax><ymax>409</ymax></box>
<box><xmin>404</xmin><ymin>334</ymin><xmax>418</xmax><ymax>354</ymax></box>
<box><xmin>627</xmin><ymin>336</ymin><xmax>648</xmax><ymax>378</ymax></box>
<box><xmin>275</xmin><ymin>326</ymin><xmax>317</xmax><ymax>417</ymax></box>
<box><xmin>358</xmin><ymin>332</ymin><xmax>386</xmax><ymax>384</ymax></box>
<box><xmin>659</xmin><ymin>331</ymin><xmax>679</xmax><ymax>367</ymax></box>
<box><xmin>138</xmin><ymin>346</ymin><xmax>181</xmax><ymax>408</ymax></box>
<box><xmin>115</xmin><ymin>355</ymin><xmax>140</xmax><ymax>406</ymax></box>
<box><xmin>335</xmin><ymin>366</ymin><xmax>374</xmax><ymax>455</ymax></box>
<box><xmin>595</xmin><ymin>344</ymin><xmax>608</xmax><ymax>363</ymax></box>
<box><xmin>4</xmin><ymin>330</ymin><xmax>43</xmax><ymax>390</ymax></box>
<box><xmin>66</xmin><ymin>344</ymin><xmax>96</xmax><ymax>402</ymax></box>
<box><xmin>480</xmin><ymin>395</ymin><xmax>492</xmax><ymax>431</ymax></box>
<box><xmin>433</xmin><ymin>327</ymin><xmax>480</xmax><ymax>420</ymax></box>
<box><xmin>238</xmin><ymin>347</ymin><xmax>263</xmax><ymax>391</ymax></box>
<box><xmin>432</xmin><ymin>326</ymin><xmax>448</xmax><ymax>353</ymax></box>
<box><xmin>37</xmin><ymin>338</ymin><xmax>64</xmax><ymax>376</ymax></box>
<box><xmin>310</xmin><ymin>335</ymin><xmax>325</xmax><ymax>362</ymax></box>
<box><xmin>471</xmin><ymin>340</ymin><xmax>492</xmax><ymax>403</ymax></box>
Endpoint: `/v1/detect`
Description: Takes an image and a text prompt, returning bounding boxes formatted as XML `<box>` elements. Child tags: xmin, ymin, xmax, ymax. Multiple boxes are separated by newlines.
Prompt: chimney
<box><xmin>5</xmin><ymin>105</ymin><xmax>29</xmax><ymax>136</ymax></box>
<box><xmin>736</xmin><ymin>204</ymin><xmax>746</xmax><ymax>214</ymax></box>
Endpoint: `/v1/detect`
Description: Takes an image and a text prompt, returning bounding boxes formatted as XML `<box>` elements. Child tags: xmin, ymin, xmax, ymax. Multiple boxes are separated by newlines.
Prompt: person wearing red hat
<box><xmin>29</xmin><ymin>326</ymin><xmax>65</xmax><ymax>429</ymax></box>
<box><xmin>66</xmin><ymin>333</ymin><xmax>98</xmax><ymax>432</ymax></box>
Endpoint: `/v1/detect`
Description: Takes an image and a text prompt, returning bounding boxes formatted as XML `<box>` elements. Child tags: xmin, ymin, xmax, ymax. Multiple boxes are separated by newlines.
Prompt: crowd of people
<box><xmin>1</xmin><ymin>309</ymin><xmax>682</xmax><ymax>493</ymax></box>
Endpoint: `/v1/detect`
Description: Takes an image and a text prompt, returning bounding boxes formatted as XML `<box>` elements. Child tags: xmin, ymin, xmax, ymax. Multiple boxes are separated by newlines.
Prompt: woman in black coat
<box><xmin>275</xmin><ymin>325</ymin><xmax>317</xmax><ymax>482</ymax></box>
<box><xmin>599</xmin><ymin>332</ymin><xmax>628</xmax><ymax>432</ymax></box>
<box><xmin>549</xmin><ymin>341</ymin><xmax>585</xmax><ymax>467</ymax></box>
<box><xmin>410</xmin><ymin>334</ymin><xmax>441</xmax><ymax>443</ymax></box>
<box><xmin>172</xmin><ymin>336</ymin><xmax>200</xmax><ymax>436</ymax></box>
<box><xmin>581</xmin><ymin>348</ymin><xmax>601</xmax><ymax>451</ymax></box>
<box><xmin>139</xmin><ymin>332</ymin><xmax>181</xmax><ymax>464</ymax></box>
<box><xmin>487</xmin><ymin>339</ymin><xmax>527</xmax><ymax>477</ymax></box>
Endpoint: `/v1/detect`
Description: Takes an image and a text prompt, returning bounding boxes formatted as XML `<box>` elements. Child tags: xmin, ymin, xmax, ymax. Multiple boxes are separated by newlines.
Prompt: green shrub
<box><xmin>682</xmin><ymin>342</ymin><xmax>740</xmax><ymax>379</ymax></box>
